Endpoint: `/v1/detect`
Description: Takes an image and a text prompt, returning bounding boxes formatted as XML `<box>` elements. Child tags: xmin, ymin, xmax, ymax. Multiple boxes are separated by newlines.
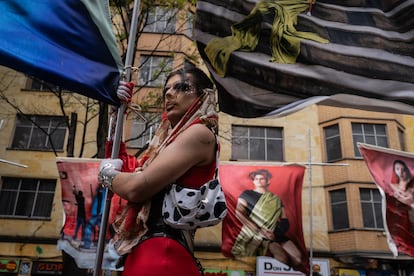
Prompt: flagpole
<box><xmin>308</xmin><ymin>128</ymin><xmax>313</xmax><ymax>275</ymax></box>
<box><xmin>94</xmin><ymin>0</ymin><xmax>141</xmax><ymax>274</ymax></box>
<box><xmin>0</xmin><ymin>159</ymin><xmax>28</xmax><ymax>168</ymax></box>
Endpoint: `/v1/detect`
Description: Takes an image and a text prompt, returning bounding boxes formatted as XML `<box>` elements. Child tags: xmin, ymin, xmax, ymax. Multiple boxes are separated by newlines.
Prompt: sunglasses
<box><xmin>163</xmin><ymin>81</ymin><xmax>195</xmax><ymax>97</ymax></box>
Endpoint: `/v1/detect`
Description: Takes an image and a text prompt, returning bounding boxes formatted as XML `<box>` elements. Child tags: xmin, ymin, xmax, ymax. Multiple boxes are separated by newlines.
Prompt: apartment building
<box><xmin>204</xmin><ymin>105</ymin><xmax>414</xmax><ymax>275</ymax></box>
<box><xmin>0</xmin><ymin>64</ymin><xmax>99</xmax><ymax>275</ymax></box>
<box><xmin>1</xmin><ymin>3</ymin><xmax>413</xmax><ymax>276</ymax></box>
<box><xmin>2</xmin><ymin>63</ymin><xmax>414</xmax><ymax>275</ymax></box>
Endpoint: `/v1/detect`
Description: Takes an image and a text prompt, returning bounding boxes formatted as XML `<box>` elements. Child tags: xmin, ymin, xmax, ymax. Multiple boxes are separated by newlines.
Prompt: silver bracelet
<box><xmin>99</xmin><ymin>166</ymin><xmax>121</xmax><ymax>191</ymax></box>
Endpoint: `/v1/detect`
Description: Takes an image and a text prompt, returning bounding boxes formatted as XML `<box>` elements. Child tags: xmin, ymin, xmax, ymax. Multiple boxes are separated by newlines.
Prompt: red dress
<box><xmin>122</xmin><ymin>157</ymin><xmax>217</xmax><ymax>276</ymax></box>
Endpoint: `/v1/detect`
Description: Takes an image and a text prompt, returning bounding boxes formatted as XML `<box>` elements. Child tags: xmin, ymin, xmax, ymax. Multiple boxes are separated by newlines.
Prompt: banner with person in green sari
<box><xmin>219</xmin><ymin>163</ymin><xmax>308</xmax><ymax>274</ymax></box>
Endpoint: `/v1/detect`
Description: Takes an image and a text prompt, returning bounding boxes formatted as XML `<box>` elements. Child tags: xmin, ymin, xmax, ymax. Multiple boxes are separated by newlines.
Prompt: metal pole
<box><xmin>93</xmin><ymin>0</ymin><xmax>141</xmax><ymax>274</ymax></box>
<box><xmin>0</xmin><ymin>159</ymin><xmax>28</xmax><ymax>168</ymax></box>
<box><xmin>308</xmin><ymin>128</ymin><xmax>313</xmax><ymax>275</ymax></box>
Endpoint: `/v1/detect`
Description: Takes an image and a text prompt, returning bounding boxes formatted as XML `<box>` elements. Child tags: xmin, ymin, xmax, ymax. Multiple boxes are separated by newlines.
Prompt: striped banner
<box><xmin>195</xmin><ymin>0</ymin><xmax>414</xmax><ymax>118</ymax></box>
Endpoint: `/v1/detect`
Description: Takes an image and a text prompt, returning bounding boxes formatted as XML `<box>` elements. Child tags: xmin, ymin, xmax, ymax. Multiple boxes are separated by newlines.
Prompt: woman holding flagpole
<box><xmin>99</xmin><ymin>66</ymin><xmax>219</xmax><ymax>275</ymax></box>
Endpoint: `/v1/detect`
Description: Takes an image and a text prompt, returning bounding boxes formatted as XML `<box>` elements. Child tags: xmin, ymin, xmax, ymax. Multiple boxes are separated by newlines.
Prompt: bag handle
<box><xmin>213</xmin><ymin>134</ymin><xmax>219</xmax><ymax>179</ymax></box>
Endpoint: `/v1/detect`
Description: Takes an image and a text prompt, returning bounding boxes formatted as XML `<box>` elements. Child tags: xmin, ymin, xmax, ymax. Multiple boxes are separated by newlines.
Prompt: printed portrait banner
<box><xmin>219</xmin><ymin>163</ymin><xmax>308</xmax><ymax>275</ymax></box>
<box><xmin>56</xmin><ymin>157</ymin><xmax>127</xmax><ymax>270</ymax></box>
<box><xmin>358</xmin><ymin>143</ymin><xmax>414</xmax><ymax>258</ymax></box>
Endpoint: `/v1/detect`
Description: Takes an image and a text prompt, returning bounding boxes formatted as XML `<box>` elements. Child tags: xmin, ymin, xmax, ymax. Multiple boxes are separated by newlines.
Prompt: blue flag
<box><xmin>0</xmin><ymin>0</ymin><xmax>123</xmax><ymax>105</ymax></box>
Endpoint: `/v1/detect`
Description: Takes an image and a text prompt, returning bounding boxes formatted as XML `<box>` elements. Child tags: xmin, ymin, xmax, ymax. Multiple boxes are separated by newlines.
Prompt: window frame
<box><xmin>25</xmin><ymin>77</ymin><xmax>59</xmax><ymax>92</ymax></box>
<box><xmin>351</xmin><ymin>123</ymin><xmax>388</xmax><ymax>157</ymax></box>
<box><xmin>10</xmin><ymin>114</ymin><xmax>67</xmax><ymax>151</ymax></box>
<box><xmin>329</xmin><ymin>188</ymin><xmax>350</xmax><ymax>230</ymax></box>
<box><xmin>231</xmin><ymin>125</ymin><xmax>284</xmax><ymax>161</ymax></box>
<box><xmin>138</xmin><ymin>55</ymin><xmax>173</xmax><ymax>87</ymax></box>
<box><xmin>184</xmin><ymin>11</ymin><xmax>194</xmax><ymax>38</ymax></box>
<box><xmin>398</xmin><ymin>127</ymin><xmax>406</xmax><ymax>151</ymax></box>
<box><xmin>359</xmin><ymin>188</ymin><xmax>384</xmax><ymax>230</ymax></box>
<box><xmin>143</xmin><ymin>6</ymin><xmax>177</xmax><ymax>34</ymax></box>
<box><xmin>127</xmin><ymin>112</ymin><xmax>161</xmax><ymax>149</ymax></box>
<box><xmin>0</xmin><ymin>177</ymin><xmax>56</xmax><ymax>220</ymax></box>
<box><xmin>324</xmin><ymin>124</ymin><xmax>342</xmax><ymax>162</ymax></box>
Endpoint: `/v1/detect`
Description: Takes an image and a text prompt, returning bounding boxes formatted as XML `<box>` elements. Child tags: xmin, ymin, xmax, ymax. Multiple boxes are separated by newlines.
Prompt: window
<box><xmin>398</xmin><ymin>128</ymin><xmax>406</xmax><ymax>151</ymax></box>
<box><xmin>184</xmin><ymin>12</ymin><xmax>194</xmax><ymax>38</ymax></box>
<box><xmin>139</xmin><ymin>55</ymin><xmax>173</xmax><ymax>87</ymax></box>
<box><xmin>143</xmin><ymin>6</ymin><xmax>176</xmax><ymax>33</ymax></box>
<box><xmin>128</xmin><ymin>113</ymin><xmax>160</xmax><ymax>149</ymax></box>
<box><xmin>360</xmin><ymin>188</ymin><xmax>384</xmax><ymax>229</ymax></box>
<box><xmin>329</xmin><ymin>189</ymin><xmax>349</xmax><ymax>230</ymax></box>
<box><xmin>0</xmin><ymin>177</ymin><xmax>56</xmax><ymax>219</ymax></box>
<box><xmin>231</xmin><ymin>126</ymin><xmax>283</xmax><ymax>161</ymax></box>
<box><xmin>11</xmin><ymin>115</ymin><xmax>66</xmax><ymax>151</ymax></box>
<box><xmin>324</xmin><ymin>124</ymin><xmax>342</xmax><ymax>162</ymax></box>
<box><xmin>352</xmin><ymin>123</ymin><xmax>388</xmax><ymax>157</ymax></box>
<box><xmin>25</xmin><ymin>77</ymin><xmax>59</xmax><ymax>92</ymax></box>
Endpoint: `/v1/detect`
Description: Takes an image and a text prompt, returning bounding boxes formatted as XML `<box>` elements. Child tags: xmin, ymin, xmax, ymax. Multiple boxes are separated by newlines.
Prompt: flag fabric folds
<box><xmin>219</xmin><ymin>163</ymin><xmax>309</xmax><ymax>275</ymax></box>
<box><xmin>358</xmin><ymin>143</ymin><xmax>414</xmax><ymax>258</ymax></box>
<box><xmin>195</xmin><ymin>0</ymin><xmax>414</xmax><ymax>118</ymax></box>
<box><xmin>0</xmin><ymin>0</ymin><xmax>123</xmax><ymax>105</ymax></box>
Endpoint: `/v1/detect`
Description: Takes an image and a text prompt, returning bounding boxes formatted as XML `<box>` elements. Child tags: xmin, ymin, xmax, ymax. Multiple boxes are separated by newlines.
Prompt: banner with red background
<box><xmin>56</xmin><ymin>157</ymin><xmax>126</xmax><ymax>270</ymax></box>
<box><xmin>359</xmin><ymin>143</ymin><xmax>414</xmax><ymax>258</ymax></box>
<box><xmin>219</xmin><ymin>163</ymin><xmax>309</xmax><ymax>275</ymax></box>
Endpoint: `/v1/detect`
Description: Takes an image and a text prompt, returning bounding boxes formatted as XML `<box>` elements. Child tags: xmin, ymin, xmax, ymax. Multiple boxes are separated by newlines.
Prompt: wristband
<box><xmin>98</xmin><ymin>165</ymin><xmax>121</xmax><ymax>191</ymax></box>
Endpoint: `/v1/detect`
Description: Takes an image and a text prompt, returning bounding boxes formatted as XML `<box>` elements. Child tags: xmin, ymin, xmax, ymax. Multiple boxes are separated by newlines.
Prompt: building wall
<box><xmin>0</xmin><ymin>66</ymin><xmax>100</xmax><ymax>270</ymax></box>
<box><xmin>317</xmin><ymin>105</ymin><xmax>407</xmax><ymax>257</ymax></box>
<box><xmin>214</xmin><ymin>104</ymin><xmax>414</xmax><ymax>274</ymax></box>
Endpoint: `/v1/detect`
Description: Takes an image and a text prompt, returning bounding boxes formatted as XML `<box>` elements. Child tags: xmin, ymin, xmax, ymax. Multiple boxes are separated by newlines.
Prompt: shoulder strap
<box><xmin>213</xmin><ymin>134</ymin><xmax>219</xmax><ymax>179</ymax></box>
